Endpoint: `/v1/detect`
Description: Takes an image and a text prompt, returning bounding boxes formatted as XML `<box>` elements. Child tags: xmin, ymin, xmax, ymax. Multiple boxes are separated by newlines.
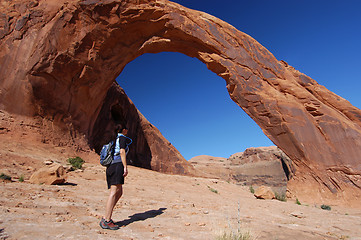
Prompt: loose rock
<box><xmin>254</xmin><ymin>186</ymin><xmax>275</xmax><ymax>200</ymax></box>
<box><xmin>29</xmin><ymin>163</ymin><xmax>67</xmax><ymax>185</ymax></box>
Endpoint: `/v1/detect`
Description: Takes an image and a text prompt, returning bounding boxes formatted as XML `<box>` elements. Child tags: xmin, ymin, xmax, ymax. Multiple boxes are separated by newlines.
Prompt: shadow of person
<box><xmin>57</xmin><ymin>182</ymin><xmax>77</xmax><ymax>186</ymax></box>
<box><xmin>115</xmin><ymin>208</ymin><xmax>167</xmax><ymax>227</ymax></box>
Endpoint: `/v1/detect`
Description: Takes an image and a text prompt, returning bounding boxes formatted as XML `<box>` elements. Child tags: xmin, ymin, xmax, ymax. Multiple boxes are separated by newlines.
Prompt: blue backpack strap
<box><xmin>113</xmin><ymin>135</ymin><xmax>120</xmax><ymax>156</ymax></box>
<box><xmin>117</xmin><ymin>134</ymin><xmax>132</xmax><ymax>155</ymax></box>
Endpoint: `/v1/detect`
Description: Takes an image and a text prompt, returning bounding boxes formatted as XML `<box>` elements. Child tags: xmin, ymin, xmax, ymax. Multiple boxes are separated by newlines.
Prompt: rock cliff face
<box><xmin>190</xmin><ymin>146</ymin><xmax>293</xmax><ymax>194</ymax></box>
<box><xmin>91</xmin><ymin>82</ymin><xmax>194</xmax><ymax>174</ymax></box>
<box><xmin>229</xmin><ymin>147</ymin><xmax>293</xmax><ymax>190</ymax></box>
<box><xmin>1</xmin><ymin>0</ymin><xmax>361</xmax><ymax>203</ymax></box>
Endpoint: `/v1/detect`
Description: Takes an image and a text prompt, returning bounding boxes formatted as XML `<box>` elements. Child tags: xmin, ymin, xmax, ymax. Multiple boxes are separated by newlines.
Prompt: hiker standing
<box><xmin>100</xmin><ymin>125</ymin><xmax>132</xmax><ymax>230</ymax></box>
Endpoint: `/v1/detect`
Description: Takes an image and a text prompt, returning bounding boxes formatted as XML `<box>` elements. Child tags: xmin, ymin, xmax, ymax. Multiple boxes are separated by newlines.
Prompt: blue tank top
<box><xmin>112</xmin><ymin>134</ymin><xmax>132</xmax><ymax>164</ymax></box>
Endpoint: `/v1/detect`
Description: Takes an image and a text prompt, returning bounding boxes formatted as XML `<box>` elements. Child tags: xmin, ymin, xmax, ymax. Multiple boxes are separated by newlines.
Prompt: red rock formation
<box><xmin>189</xmin><ymin>155</ymin><xmax>232</xmax><ymax>181</ymax></box>
<box><xmin>229</xmin><ymin>147</ymin><xmax>293</xmax><ymax>189</ymax></box>
<box><xmin>190</xmin><ymin>146</ymin><xmax>293</xmax><ymax>194</ymax></box>
<box><xmin>92</xmin><ymin>83</ymin><xmax>195</xmax><ymax>174</ymax></box>
<box><xmin>1</xmin><ymin>0</ymin><xmax>361</xmax><ymax>204</ymax></box>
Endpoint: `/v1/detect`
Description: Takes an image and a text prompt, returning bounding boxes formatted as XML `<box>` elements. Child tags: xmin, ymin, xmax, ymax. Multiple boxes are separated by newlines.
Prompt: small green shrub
<box><xmin>296</xmin><ymin>198</ymin><xmax>301</xmax><ymax>205</ymax></box>
<box><xmin>0</xmin><ymin>173</ymin><xmax>11</xmax><ymax>181</ymax></box>
<box><xmin>249</xmin><ymin>186</ymin><xmax>255</xmax><ymax>194</ymax></box>
<box><xmin>208</xmin><ymin>186</ymin><xmax>218</xmax><ymax>194</ymax></box>
<box><xmin>19</xmin><ymin>174</ymin><xmax>24</xmax><ymax>182</ymax></box>
<box><xmin>275</xmin><ymin>192</ymin><xmax>287</xmax><ymax>202</ymax></box>
<box><xmin>321</xmin><ymin>204</ymin><xmax>331</xmax><ymax>211</ymax></box>
<box><xmin>67</xmin><ymin>156</ymin><xmax>85</xmax><ymax>170</ymax></box>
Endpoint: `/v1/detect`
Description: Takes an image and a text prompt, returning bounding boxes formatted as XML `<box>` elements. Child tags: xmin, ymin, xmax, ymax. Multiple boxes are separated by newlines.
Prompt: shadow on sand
<box><xmin>58</xmin><ymin>182</ymin><xmax>77</xmax><ymax>186</ymax></box>
<box><xmin>115</xmin><ymin>208</ymin><xmax>167</xmax><ymax>227</ymax></box>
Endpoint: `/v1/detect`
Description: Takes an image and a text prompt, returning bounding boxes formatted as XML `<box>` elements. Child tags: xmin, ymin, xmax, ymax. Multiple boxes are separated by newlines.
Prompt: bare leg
<box><xmin>115</xmin><ymin>186</ymin><xmax>123</xmax><ymax>203</ymax></box>
<box><xmin>105</xmin><ymin>184</ymin><xmax>123</xmax><ymax>221</ymax></box>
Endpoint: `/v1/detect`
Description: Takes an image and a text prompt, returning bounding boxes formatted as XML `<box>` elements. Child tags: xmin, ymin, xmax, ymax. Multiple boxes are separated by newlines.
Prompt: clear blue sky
<box><xmin>116</xmin><ymin>0</ymin><xmax>361</xmax><ymax>160</ymax></box>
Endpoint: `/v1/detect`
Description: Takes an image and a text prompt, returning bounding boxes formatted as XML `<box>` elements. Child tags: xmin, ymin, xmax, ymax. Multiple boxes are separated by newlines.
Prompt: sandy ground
<box><xmin>1</xmin><ymin>161</ymin><xmax>361</xmax><ymax>240</ymax></box>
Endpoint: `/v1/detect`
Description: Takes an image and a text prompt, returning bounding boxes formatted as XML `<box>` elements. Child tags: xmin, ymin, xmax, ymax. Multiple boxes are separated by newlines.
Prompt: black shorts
<box><xmin>106</xmin><ymin>162</ymin><xmax>124</xmax><ymax>189</ymax></box>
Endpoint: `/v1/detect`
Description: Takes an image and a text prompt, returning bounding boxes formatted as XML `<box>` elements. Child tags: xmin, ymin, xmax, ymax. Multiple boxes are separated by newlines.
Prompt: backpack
<box><xmin>99</xmin><ymin>140</ymin><xmax>115</xmax><ymax>167</ymax></box>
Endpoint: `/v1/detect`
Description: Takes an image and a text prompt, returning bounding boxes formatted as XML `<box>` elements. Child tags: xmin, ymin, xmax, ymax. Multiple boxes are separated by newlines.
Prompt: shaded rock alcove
<box><xmin>1</xmin><ymin>0</ymin><xmax>361</xmax><ymax>203</ymax></box>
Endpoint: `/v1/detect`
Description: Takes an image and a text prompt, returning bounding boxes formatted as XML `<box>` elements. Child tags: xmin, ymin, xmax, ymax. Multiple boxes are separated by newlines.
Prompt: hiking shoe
<box><xmin>99</xmin><ymin>218</ymin><xmax>119</xmax><ymax>230</ymax></box>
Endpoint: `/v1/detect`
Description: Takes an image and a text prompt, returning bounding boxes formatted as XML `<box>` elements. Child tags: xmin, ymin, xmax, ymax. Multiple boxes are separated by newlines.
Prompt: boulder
<box><xmin>254</xmin><ymin>186</ymin><xmax>275</xmax><ymax>200</ymax></box>
<box><xmin>29</xmin><ymin>163</ymin><xmax>66</xmax><ymax>185</ymax></box>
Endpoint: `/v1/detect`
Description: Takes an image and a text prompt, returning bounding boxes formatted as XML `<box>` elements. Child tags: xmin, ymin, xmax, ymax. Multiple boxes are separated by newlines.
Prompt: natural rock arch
<box><xmin>1</xmin><ymin>0</ymin><xmax>361</xmax><ymax>203</ymax></box>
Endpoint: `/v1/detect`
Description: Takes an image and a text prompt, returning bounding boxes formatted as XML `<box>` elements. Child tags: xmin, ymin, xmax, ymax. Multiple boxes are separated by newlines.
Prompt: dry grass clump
<box><xmin>215</xmin><ymin>202</ymin><xmax>256</xmax><ymax>240</ymax></box>
<box><xmin>215</xmin><ymin>229</ymin><xmax>254</xmax><ymax>240</ymax></box>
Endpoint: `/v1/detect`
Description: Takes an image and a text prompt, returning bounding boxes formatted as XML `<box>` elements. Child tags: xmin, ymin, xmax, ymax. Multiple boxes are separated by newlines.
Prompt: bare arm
<box><xmin>120</xmin><ymin>148</ymin><xmax>128</xmax><ymax>177</ymax></box>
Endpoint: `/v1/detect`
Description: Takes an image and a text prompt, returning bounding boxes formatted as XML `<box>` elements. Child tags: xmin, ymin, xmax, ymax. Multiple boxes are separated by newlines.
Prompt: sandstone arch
<box><xmin>1</xmin><ymin>0</ymin><xmax>361</xmax><ymax>203</ymax></box>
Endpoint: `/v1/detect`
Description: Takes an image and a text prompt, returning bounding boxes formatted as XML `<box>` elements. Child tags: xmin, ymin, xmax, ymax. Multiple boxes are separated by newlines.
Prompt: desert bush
<box><xmin>249</xmin><ymin>186</ymin><xmax>255</xmax><ymax>194</ymax></box>
<box><xmin>0</xmin><ymin>173</ymin><xmax>11</xmax><ymax>181</ymax></box>
<box><xmin>321</xmin><ymin>204</ymin><xmax>331</xmax><ymax>210</ymax></box>
<box><xmin>296</xmin><ymin>198</ymin><xmax>301</xmax><ymax>205</ymax></box>
<box><xmin>67</xmin><ymin>157</ymin><xmax>85</xmax><ymax>170</ymax></box>
<box><xmin>275</xmin><ymin>192</ymin><xmax>287</xmax><ymax>202</ymax></box>
<box><xmin>208</xmin><ymin>186</ymin><xmax>218</xmax><ymax>194</ymax></box>
<box><xmin>19</xmin><ymin>174</ymin><xmax>24</xmax><ymax>182</ymax></box>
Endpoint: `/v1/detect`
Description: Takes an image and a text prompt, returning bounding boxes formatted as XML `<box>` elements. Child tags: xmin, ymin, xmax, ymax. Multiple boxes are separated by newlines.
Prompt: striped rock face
<box><xmin>1</xmin><ymin>0</ymin><xmax>360</xmax><ymax>205</ymax></box>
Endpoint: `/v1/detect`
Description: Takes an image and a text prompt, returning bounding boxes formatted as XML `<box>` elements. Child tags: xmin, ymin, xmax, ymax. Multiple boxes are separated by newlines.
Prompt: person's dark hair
<box><xmin>115</xmin><ymin>125</ymin><xmax>127</xmax><ymax>135</ymax></box>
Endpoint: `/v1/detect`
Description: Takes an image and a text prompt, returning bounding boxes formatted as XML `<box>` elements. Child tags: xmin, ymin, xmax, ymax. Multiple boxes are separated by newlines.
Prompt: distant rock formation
<box><xmin>189</xmin><ymin>155</ymin><xmax>232</xmax><ymax>181</ymax></box>
<box><xmin>189</xmin><ymin>146</ymin><xmax>292</xmax><ymax>194</ymax></box>
<box><xmin>1</xmin><ymin>0</ymin><xmax>361</xmax><ymax>203</ymax></box>
<box><xmin>230</xmin><ymin>147</ymin><xmax>293</xmax><ymax>190</ymax></box>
